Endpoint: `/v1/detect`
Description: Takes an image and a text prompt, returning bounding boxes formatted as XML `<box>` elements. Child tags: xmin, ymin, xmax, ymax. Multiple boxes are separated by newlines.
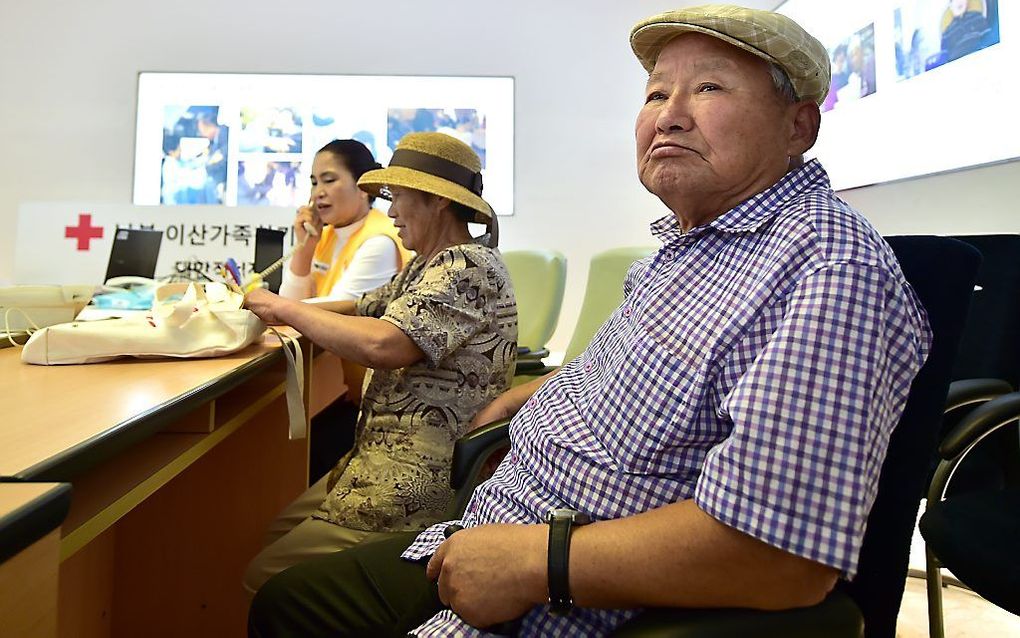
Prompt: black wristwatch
<box><xmin>546</xmin><ymin>508</ymin><xmax>591</xmax><ymax>615</ymax></box>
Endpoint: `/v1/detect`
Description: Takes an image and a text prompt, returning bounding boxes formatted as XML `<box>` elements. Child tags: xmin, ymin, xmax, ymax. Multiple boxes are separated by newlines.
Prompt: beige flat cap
<box><xmin>630</xmin><ymin>4</ymin><xmax>831</xmax><ymax>106</ymax></box>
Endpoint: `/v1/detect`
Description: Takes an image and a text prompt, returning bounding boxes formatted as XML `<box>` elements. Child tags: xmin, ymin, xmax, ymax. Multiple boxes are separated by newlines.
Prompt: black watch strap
<box><xmin>546</xmin><ymin>509</ymin><xmax>590</xmax><ymax>615</ymax></box>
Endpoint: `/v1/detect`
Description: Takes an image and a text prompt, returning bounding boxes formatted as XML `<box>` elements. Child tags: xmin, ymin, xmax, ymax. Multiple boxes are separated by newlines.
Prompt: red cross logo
<box><xmin>65</xmin><ymin>213</ymin><xmax>104</xmax><ymax>251</ymax></box>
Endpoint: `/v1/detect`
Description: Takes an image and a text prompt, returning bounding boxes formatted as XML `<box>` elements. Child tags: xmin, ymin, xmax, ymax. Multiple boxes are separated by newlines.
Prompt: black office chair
<box><xmin>921</xmin><ymin>391</ymin><xmax>1020</xmax><ymax>638</ymax></box>
<box><xmin>916</xmin><ymin>234</ymin><xmax>1020</xmax><ymax>638</ymax></box>
<box><xmin>450</xmin><ymin>236</ymin><xmax>981</xmax><ymax>638</ymax></box>
<box><xmin>939</xmin><ymin>234</ymin><xmax>1020</xmax><ymax>493</ymax></box>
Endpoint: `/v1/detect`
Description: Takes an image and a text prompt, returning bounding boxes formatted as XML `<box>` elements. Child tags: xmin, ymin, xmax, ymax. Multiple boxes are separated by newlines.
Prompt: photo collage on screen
<box><xmin>159</xmin><ymin>104</ymin><xmax>489</xmax><ymax>206</ymax></box>
<box><xmin>387</xmin><ymin>109</ymin><xmax>487</xmax><ymax>168</ymax></box>
<box><xmin>894</xmin><ymin>0</ymin><xmax>1000</xmax><ymax>81</ymax></box>
<box><xmin>818</xmin><ymin>0</ymin><xmax>999</xmax><ymax>113</ymax></box>
<box><xmin>822</xmin><ymin>24</ymin><xmax>878</xmax><ymax>113</ymax></box>
<box><xmin>776</xmin><ymin>0</ymin><xmax>1012</xmax><ymax>191</ymax></box>
<box><xmin>304</xmin><ymin>113</ymin><xmax>380</xmax><ymax>167</ymax></box>
<box><xmin>236</xmin><ymin>107</ymin><xmax>304</xmax><ymax>207</ymax></box>
<box><xmin>160</xmin><ymin>106</ymin><xmax>230</xmax><ymax>205</ymax></box>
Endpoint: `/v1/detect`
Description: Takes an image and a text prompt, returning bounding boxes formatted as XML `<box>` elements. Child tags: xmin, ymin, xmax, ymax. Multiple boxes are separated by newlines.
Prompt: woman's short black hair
<box><xmin>317</xmin><ymin>139</ymin><xmax>381</xmax><ymax>204</ymax></box>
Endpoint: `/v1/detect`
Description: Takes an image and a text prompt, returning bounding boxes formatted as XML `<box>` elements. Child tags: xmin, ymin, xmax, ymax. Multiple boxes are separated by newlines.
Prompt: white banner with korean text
<box><xmin>15</xmin><ymin>203</ymin><xmax>296</xmax><ymax>285</ymax></box>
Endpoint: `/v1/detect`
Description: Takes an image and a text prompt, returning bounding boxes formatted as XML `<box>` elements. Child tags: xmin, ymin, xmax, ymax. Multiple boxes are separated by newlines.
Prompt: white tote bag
<box><xmin>21</xmin><ymin>282</ymin><xmax>265</xmax><ymax>365</ymax></box>
<box><xmin>19</xmin><ymin>282</ymin><xmax>308</xmax><ymax>440</ymax></box>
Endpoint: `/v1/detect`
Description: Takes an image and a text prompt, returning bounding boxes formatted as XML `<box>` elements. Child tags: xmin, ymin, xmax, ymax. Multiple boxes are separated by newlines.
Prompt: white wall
<box><xmin>2</xmin><ymin>0</ymin><xmax>1017</xmax><ymax>353</ymax></box>
<box><xmin>838</xmin><ymin>161</ymin><xmax>1020</xmax><ymax>237</ymax></box>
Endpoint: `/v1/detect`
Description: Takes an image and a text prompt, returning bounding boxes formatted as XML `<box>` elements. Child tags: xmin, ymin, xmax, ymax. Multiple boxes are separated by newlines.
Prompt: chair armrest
<box><xmin>928</xmin><ymin>391</ymin><xmax>1020</xmax><ymax>503</ymax></box>
<box><xmin>610</xmin><ymin>590</ymin><xmax>863</xmax><ymax>638</ymax></box>
<box><xmin>518</xmin><ymin>348</ymin><xmax>550</xmax><ymax>362</ymax></box>
<box><xmin>939</xmin><ymin>391</ymin><xmax>1020</xmax><ymax>460</ymax></box>
<box><xmin>448</xmin><ymin>418</ymin><xmax>512</xmax><ymax>518</ymax></box>
<box><xmin>515</xmin><ymin>364</ymin><xmax>558</xmax><ymax>377</ymax></box>
<box><xmin>451</xmin><ymin>418</ymin><xmax>512</xmax><ymax>489</ymax></box>
<box><xmin>944</xmin><ymin>378</ymin><xmax>1013</xmax><ymax>413</ymax></box>
<box><xmin>514</xmin><ymin>359</ymin><xmax>550</xmax><ymax>374</ymax></box>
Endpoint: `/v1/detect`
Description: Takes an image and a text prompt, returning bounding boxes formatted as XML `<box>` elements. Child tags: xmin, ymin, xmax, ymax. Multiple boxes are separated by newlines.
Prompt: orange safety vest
<box><xmin>310</xmin><ymin>208</ymin><xmax>412</xmax><ymax>298</ymax></box>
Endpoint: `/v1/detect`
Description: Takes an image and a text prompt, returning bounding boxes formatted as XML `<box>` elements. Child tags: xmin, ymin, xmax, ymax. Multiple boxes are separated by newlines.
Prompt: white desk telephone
<box><xmin>0</xmin><ymin>285</ymin><xmax>95</xmax><ymax>332</ymax></box>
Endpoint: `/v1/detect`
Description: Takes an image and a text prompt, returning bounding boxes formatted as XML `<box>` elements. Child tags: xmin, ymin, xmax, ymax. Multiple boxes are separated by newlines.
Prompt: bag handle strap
<box><xmin>268</xmin><ymin>327</ymin><xmax>307</xmax><ymax>440</ymax></box>
<box><xmin>154</xmin><ymin>282</ymin><xmax>209</xmax><ymax>305</ymax></box>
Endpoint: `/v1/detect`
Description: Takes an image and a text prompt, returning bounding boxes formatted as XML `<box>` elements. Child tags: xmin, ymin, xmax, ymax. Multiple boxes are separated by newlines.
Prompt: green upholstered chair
<box><xmin>562</xmin><ymin>246</ymin><xmax>656</xmax><ymax>364</ymax></box>
<box><xmin>502</xmin><ymin>250</ymin><xmax>566</xmax><ymax>367</ymax></box>
<box><xmin>512</xmin><ymin>246</ymin><xmax>654</xmax><ymax>378</ymax></box>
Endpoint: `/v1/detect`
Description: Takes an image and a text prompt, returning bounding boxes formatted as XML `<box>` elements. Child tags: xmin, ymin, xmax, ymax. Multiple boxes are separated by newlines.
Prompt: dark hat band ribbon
<box><xmin>389</xmin><ymin>148</ymin><xmax>483</xmax><ymax>196</ymax></box>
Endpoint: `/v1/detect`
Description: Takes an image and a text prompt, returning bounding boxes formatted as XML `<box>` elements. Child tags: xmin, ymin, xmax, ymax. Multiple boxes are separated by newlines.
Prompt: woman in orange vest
<box><xmin>279</xmin><ymin>139</ymin><xmax>412</xmax><ymax>483</ymax></box>
<box><xmin>279</xmin><ymin>139</ymin><xmax>411</xmax><ymax>302</ymax></box>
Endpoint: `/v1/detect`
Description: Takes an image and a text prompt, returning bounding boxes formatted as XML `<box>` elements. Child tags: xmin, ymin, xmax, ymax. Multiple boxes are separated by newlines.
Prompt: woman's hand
<box><xmin>243</xmin><ymin>288</ymin><xmax>293</xmax><ymax>325</ymax></box>
<box><xmin>288</xmin><ymin>202</ymin><xmax>323</xmax><ymax>277</ymax></box>
<box><xmin>294</xmin><ymin>203</ymin><xmax>323</xmax><ymax>246</ymax></box>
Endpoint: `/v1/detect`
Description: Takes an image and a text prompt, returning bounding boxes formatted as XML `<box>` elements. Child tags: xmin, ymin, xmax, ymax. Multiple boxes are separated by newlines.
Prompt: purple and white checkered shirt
<box><xmin>402</xmin><ymin>160</ymin><xmax>932</xmax><ymax>637</ymax></box>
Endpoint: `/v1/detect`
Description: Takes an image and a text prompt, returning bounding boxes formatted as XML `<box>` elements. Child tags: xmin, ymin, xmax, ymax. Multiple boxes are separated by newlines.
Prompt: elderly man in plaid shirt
<box><xmin>249</xmin><ymin>6</ymin><xmax>932</xmax><ymax>637</ymax></box>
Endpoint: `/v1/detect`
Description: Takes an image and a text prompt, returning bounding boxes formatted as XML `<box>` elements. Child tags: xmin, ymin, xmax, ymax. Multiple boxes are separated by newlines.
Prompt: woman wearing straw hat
<box><xmin>242</xmin><ymin>132</ymin><xmax>517</xmax><ymax>594</ymax></box>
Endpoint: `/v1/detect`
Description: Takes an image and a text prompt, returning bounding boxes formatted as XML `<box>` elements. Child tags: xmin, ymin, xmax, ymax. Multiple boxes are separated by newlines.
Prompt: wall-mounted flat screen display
<box><xmin>133</xmin><ymin>73</ymin><xmax>515</xmax><ymax>214</ymax></box>
<box><xmin>777</xmin><ymin>0</ymin><xmax>1014</xmax><ymax>190</ymax></box>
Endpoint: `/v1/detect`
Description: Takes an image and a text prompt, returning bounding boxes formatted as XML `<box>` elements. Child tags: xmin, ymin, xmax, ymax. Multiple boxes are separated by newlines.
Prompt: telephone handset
<box><xmin>299</xmin><ymin>202</ymin><xmax>323</xmax><ymax>240</ymax></box>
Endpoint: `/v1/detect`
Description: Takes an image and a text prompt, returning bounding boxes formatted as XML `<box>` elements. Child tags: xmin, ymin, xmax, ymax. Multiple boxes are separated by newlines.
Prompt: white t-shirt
<box><xmin>278</xmin><ymin>219</ymin><xmax>400</xmax><ymax>302</ymax></box>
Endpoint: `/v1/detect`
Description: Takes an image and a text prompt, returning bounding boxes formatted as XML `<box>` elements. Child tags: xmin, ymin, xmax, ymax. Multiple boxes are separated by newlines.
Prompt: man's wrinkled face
<box><xmin>635</xmin><ymin>33</ymin><xmax>796</xmax><ymax>221</ymax></box>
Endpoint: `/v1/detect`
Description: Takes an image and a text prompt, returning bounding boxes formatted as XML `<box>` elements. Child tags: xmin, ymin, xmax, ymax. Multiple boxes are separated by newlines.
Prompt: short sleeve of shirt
<box><xmin>378</xmin><ymin>248</ymin><xmax>493</xmax><ymax>367</ymax></box>
<box><xmin>695</xmin><ymin>261</ymin><xmax>927</xmax><ymax>577</ymax></box>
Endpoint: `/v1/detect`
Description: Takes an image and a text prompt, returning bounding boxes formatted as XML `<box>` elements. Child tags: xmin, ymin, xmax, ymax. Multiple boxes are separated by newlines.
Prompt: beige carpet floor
<box><xmin>896</xmin><ymin>510</ymin><xmax>1019</xmax><ymax>637</ymax></box>
<box><xmin>896</xmin><ymin>576</ymin><xmax>1020</xmax><ymax>637</ymax></box>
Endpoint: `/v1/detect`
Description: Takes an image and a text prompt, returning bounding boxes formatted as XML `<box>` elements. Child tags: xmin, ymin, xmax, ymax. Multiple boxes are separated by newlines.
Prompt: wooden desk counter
<box><xmin>1</xmin><ymin>329</ymin><xmax>348</xmax><ymax>637</ymax></box>
<box><xmin>1</xmin><ymin>330</ymin><xmax>295</xmax><ymax>480</ymax></box>
<box><xmin>0</xmin><ymin>482</ymin><xmax>71</xmax><ymax>638</ymax></box>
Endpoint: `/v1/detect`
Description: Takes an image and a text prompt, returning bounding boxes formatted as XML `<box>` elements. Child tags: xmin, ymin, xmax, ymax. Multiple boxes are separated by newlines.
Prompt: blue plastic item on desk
<box><xmin>91</xmin><ymin>288</ymin><xmax>155</xmax><ymax>310</ymax></box>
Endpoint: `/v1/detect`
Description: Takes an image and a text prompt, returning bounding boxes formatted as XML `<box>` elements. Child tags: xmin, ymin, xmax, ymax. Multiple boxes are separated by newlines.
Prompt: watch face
<box><xmin>547</xmin><ymin>508</ymin><xmax>591</xmax><ymax>525</ymax></box>
<box><xmin>546</xmin><ymin>508</ymin><xmax>573</xmax><ymax>523</ymax></box>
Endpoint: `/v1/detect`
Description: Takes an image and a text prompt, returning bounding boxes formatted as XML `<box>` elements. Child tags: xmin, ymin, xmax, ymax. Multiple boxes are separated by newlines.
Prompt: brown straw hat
<box><xmin>630</xmin><ymin>5</ymin><xmax>831</xmax><ymax>106</ymax></box>
<box><xmin>358</xmin><ymin>132</ymin><xmax>494</xmax><ymax>223</ymax></box>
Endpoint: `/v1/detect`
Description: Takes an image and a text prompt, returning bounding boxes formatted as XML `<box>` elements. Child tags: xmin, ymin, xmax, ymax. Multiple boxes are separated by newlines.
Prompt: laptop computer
<box><xmin>105</xmin><ymin>228</ymin><xmax>163</xmax><ymax>282</ymax></box>
<box><xmin>254</xmin><ymin>227</ymin><xmax>285</xmax><ymax>294</ymax></box>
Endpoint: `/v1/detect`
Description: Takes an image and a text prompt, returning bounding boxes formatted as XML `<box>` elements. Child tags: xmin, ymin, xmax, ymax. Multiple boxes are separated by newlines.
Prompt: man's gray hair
<box><xmin>767</xmin><ymin>62</ymin><xmax>799</xmax><ymax>104</ymax></box>
<box><xmin>766</xmin><ymin>62</ymin><xmax>809</xmax><ymax>168</ymax></box>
